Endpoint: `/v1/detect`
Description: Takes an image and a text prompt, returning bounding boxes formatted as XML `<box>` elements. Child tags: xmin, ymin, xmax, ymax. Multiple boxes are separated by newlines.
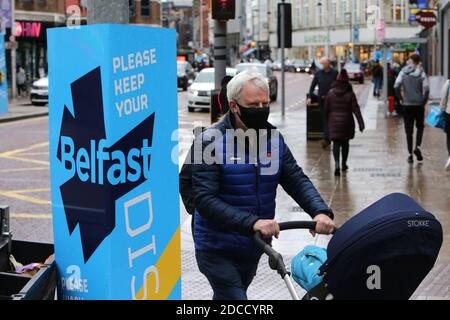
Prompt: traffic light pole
<box><xmin>214</xmin><ymin>21</ymin><xmax>227</xmax><ymax>92</ymax></box>
<box><xmin>280</xmin><ymin>0</ymin><xmax>286</xmax><ymax>119</ymax></box>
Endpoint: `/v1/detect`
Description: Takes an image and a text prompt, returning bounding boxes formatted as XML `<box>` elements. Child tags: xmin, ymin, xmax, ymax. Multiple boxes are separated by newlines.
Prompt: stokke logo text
<box><xmin>408</xmin><ymin>220</ymin><xmax>430</xmax><ymax>228</ymax></box>
<box><xmin>60</xmin><ymin>136</ymin><xmax>152</xmax><ymax>185</ymax></box>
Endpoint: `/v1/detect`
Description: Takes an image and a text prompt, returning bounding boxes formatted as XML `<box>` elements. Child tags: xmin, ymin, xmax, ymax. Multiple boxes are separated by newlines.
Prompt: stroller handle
<box><xmin>253</xmin><ymin>221</ymin><xmax>318</xmax><ymax>279</ymax></box>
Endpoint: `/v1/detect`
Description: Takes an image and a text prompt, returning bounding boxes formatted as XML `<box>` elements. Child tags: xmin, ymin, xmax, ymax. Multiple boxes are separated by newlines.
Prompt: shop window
<box><xmin>303</xmin><ymin>2</ymin><xmax>309</xmax><ymax>28</ymax></box>
<box><xmin>141</xmin><ymin>0</ymin><xmax>150</xmax><ymax>17</ymax></box>
<box><xmin>331</xmin><ymin>0</ymin><xmax>337</xmax><ymax>25</ymax></box>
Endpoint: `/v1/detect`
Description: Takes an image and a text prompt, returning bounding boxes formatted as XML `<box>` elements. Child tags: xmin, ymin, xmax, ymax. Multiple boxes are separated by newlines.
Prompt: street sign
<box><xmin>4</xmin><ymin>41</ymin><xmax>17</xmax><ymax>50</ymax></box>
<box><xmin>48</xmin><ymin>25</ymin><xmax>181</xmax><ymax>300</ymax></box>
<box><xmin>353</xmin><ymin>26</ymin><xmax>360</xmax><ymax>43</ymax></box>
<box><xmin>416</xmin><ymin>11</ymin><xmax>437</xmax><ymax>29</ymax></box>
<box><xmin>0</xmin><ymin>0</ymin><xmax>12</xmax><ymax>34</ymax></box>
<box><xmin>376</xmin><ymin>19</ymin><xmax>386</xmax><ymax>43</ymax></box>
<box><xmin>367</xmin><ymin>5</ymin><xmax>381</xmax><ymax>30</ymax></box>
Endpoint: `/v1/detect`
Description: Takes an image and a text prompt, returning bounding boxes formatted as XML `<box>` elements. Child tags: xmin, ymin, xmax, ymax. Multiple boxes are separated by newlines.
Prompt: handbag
<box><xmin>426</xmin><ymin>105</ymin><xmax>446</xmax><ymax>130</ymax></box>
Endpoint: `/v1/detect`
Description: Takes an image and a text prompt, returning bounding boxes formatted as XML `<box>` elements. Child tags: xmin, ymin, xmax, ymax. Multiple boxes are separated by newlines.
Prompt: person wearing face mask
<box><xmin>191</xmin><ymin>71</ymin><xmax>335</xmax><ymax>300</ymax></box>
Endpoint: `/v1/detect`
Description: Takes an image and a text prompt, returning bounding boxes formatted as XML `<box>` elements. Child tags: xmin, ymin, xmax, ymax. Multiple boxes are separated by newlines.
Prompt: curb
<box><xmin>0</xmin><ymin>111</ymin><xmax>49</xmax><ymax>124</ymax></box>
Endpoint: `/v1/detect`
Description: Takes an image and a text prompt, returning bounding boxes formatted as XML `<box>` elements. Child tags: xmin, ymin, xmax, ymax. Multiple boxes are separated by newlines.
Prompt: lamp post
<box><xmin>252</xmin><ymin>8</ymin><xmax>260</xmax><ymax>60</ymax></box>
<box><xmin>200</xmin><ymin>0</ymin><xmax>205</xmax><ymax>50</ymax></box>
<box><xmin>345</xmin><ymin>11</ymin><xmax>352</xmax><ymax>62</ymax></box>
<box><xmin>317</xmin><ymin>0</ymin><xmax>330</xmax><ymax>58</ymax></box>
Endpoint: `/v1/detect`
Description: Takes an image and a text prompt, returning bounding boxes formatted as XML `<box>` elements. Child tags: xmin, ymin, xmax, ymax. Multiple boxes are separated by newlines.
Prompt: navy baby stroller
<box><xmin>254</xmin><ymin>193</ymin><xmax>443</xmax><ymax>300</ymax></box>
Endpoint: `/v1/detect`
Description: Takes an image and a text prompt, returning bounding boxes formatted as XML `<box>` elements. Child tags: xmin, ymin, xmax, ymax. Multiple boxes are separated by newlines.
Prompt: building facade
<box><xmin>11</xmin><ymin>0</ymin><xmax>68</xmax><ymax>84</ymax></box>
<box><xmin>162</xmin><ymin>1</ymin><xmax>193</xmax><ymax>49</ymax></box>
<box><xmin>440</xmin><ymin>0</ymin><xmax>450</xmax><ymax>78</ymax></box>
<box><xmin>245</xmin><ymin>0</ymin><xmax>270</xmax><ymax>60</ymax></box>
<box><xmin>193</xmin><ymin>0</ymin><xmax>210</xmax><ymax>50</ymax></box>
<box><xmin>129</xmin><ymin>0</ymin><xmax>161</xmax><ymax>26</ymax></box>
<box><xmin>269</xmin><ymin>0</ymin><xmax>422</xmax><ymax>64</ymax></box>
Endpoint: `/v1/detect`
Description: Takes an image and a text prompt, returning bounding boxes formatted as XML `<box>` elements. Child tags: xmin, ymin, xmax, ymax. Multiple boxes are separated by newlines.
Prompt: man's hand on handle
<box><xmin>253</xmin><ymin>219</ymin><xmax>280</xmax><ymax>239</ymax></box>
<box><xmin>311</xmin><ymin>214</ymin><xmax>336</xmax><ymax>236</ymax></box>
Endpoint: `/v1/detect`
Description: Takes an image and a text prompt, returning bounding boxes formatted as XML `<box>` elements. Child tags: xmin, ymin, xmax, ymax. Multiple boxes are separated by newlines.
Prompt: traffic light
<box><xmin>211</xmin><ymin>0</ymin><xmax>236</xmax><ymax>21</ymax></box>
<box><xmin>277</xmin><ymin>3</ymin><xmax>292</xmax><ymax>48</ymax></box>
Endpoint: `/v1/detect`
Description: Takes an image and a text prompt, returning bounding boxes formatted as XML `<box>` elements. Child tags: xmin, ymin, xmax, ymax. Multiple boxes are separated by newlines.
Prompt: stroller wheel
<box><xmin>302</xmin><ymin>282</ymin><xmax>334</xmax><ymax>300</ymax></box>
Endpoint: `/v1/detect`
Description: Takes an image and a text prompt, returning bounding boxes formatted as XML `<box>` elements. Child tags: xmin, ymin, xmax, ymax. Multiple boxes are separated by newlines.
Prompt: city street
<box><xmin>1</xmin><ymin>71</ymin><xmax>449</xmax><ymax>299</ymax></box>
<box><xmin>0</xmin><ymin>72</ymin><xmax>369</xmax><ymax>243</ymax></box>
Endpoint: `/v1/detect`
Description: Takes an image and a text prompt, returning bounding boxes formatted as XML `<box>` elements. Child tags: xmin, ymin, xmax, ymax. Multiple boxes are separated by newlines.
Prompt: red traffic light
<box><xmin>212</xmin><ymin>0</ymin><xmax>236</xmax><ymax>21</ymax></box>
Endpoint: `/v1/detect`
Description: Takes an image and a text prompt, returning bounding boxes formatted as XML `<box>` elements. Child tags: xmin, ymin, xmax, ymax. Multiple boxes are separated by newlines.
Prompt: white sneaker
<box><xmin>446</xmin><ymin>157</ymin><xmax>450</xmax><ymax>171</ymax></box>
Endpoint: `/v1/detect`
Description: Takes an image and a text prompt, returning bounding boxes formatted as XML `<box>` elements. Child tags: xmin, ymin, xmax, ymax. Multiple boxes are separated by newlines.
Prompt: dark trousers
<box><xmin>195</xmin><ymin>250</ymin><xmax>259</xmax><ymax>300</ymax></box>
<box><xmin>403</xmin><ymin>105</ymin><xmax>425</xmax><ymax>154</ymax></box>
<box><xmin>446</xmin><ymin>113</ymin><xmax>450</xmax><ymax>156</ymax></box>
<box><xmin>332</xmin><ymin>140</ymin><xmax>350</xmax><ymax>167</ymax></box>
<box><xmin>319</xmin><ymin>98</ymin><xmax>329</xmax><ymax>141</ymax></box>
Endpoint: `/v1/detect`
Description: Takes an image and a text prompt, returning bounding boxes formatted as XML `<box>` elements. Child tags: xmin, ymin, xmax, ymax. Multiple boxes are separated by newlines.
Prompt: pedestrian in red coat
<box><xmin>325</xmin><ymin>69</ymin><xmax>365</xmax><ymax>176</ymax></box>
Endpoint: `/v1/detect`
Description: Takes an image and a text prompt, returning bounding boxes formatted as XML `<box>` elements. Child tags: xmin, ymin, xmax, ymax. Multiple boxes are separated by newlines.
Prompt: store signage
<box><xmin>416</xmin><ymin>11</ymin><xmax>437</xmax><ymax>29</ymax></box>
<box><xmin>304</xmin><ymin>35</ymin><xmax>330</xmax><ymax>44</ymax></box>
<box><xmin>48</xmin><ymin>25</ymin><xmax>181</xmax><ymax>300</ymax></box>
<box><xmin>16</xmin><ymin>22</ymin><xmax>42</xmax><ymax>38</ymax></box>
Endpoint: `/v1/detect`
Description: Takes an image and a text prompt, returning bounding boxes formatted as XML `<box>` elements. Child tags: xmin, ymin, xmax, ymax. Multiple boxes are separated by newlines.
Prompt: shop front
<box><xmin>5</xmin><ymin>20</ymin><xmax>65</xmax><ymax>95</ymax></box>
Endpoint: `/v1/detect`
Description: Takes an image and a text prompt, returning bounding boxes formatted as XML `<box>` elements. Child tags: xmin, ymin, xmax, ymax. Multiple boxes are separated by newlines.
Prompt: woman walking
<box><xmin>325</xmin><ymin>69</ymin><xmax>365</xmax><ymax>176</ymax></box>
<box><xmin>439</xmin><ymin>79</ymin><xmax>450</xmax><ymax>170</ymax></box>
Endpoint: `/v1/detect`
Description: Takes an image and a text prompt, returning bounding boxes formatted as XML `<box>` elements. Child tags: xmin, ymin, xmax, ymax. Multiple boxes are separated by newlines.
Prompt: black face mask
<box><xmin>237</xmin><ymin>106</ymin><xmax>270</xmax><ymax>130</ymax></box>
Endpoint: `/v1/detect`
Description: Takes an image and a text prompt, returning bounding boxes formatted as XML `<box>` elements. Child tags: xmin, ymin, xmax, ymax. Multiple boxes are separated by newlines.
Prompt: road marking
<box><xmin>11</xmin><ymin>213</ymin><xmax>52</xmax><ymax>220</ymax></box>
<box><xmin>0</xmin><ymin>188</ymin><xmax>51</xmax><ymax>205</ymax></box>
<box><xmin>20</xmin><ymin>152</ymin><xmax>49</xmax><ymax>156</ymax></box>
<box><xmin>0</xmin><ymin>141</ymin><xmax>50</xmax><ymax>166</ymax></box>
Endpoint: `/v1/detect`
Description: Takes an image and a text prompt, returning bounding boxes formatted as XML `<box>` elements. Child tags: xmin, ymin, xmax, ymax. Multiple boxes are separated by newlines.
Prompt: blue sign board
<box><xmin>418</xmin><ymin>0</ymin><xmax>428</xmax><ymax>9</ymax></box>
<box><xmin>0</xmin><ymin>36</ymin><xmax>7</xmax><ymax>114</ymax></box>
<box><xmin>48</xmin><ymin>25</ymin><xmax>181</xmax><ymax>300</ymax></box>
<box><xmin>0</xmin><ymin>0</ymin><xmax>12</xmax><ymax>31</ymax></box>
<box><xmin>353</xmin><ymin>26</ymin><xmax>360</xmax><ymax>43</ymax></box>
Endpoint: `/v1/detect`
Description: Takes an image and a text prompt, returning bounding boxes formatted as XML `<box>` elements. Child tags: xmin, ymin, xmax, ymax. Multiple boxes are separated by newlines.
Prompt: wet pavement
<box><xmin>181</xmin><ymin>83</ymin><xmax>450</xmax><ymax>300</ymax></box>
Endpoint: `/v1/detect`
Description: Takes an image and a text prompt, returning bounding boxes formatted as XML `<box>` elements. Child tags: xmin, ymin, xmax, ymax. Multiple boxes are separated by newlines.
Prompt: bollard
<box><xmin>48</xmin><ymin>25</ymin><xmax>181</xmax><ymax>300</ymax></box>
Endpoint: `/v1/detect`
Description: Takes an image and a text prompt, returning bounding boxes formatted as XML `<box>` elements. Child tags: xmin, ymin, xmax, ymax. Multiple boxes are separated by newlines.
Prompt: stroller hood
<box><xmin>319</xmin><ymin>193</ymin><xmax>443</xmax><ymax>300</ymax></box>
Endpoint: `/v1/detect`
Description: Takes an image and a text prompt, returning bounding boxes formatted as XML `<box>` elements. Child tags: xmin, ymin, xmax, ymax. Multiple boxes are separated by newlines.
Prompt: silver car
<box><xmin>30</xmin><ymin>77</ymin><xmax>48</xmax><ymax>106</ymax></box>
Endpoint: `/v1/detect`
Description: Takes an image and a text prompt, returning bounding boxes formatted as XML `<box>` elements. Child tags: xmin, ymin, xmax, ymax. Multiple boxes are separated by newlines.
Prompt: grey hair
<box><xmin>227</xmin><ymin>71</ymin><xmax>269</xmax><ymax>103</ymax></box>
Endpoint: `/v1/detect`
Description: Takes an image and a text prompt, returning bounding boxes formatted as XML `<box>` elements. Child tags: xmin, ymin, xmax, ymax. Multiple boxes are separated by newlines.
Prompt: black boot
<box><xmin>334</xmin><ymin>163</ymin><xmax>341</xmax><ymax>176</ymax></box>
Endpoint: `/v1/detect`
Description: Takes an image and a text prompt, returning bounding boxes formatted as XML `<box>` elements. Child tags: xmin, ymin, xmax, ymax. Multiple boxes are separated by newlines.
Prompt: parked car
<box><xmin>30</xmin><ymin>77</ymin><xmax>48</xmax><ymax>106</ymax></box>
<box><xmin>177</xmin><ymin>61</ymin><xmax>195</xmax><ymax>91</ymax></box>
<box><xmin>289</xmin><ymin>59</ymin><xmax>312</xmax><ymax>73</ymax></box>
<box><xmin>235</xmin><ymin>63</ymin><xmax>278</xmax><ymax>102</ymax></box>
<box><xmin>345</xmin><ymin>63</ymin><xmax>365</xmax><ymax>84</ymax></box>
<box><xmin>187</xmin><ymin>67</ymin><xmax>237</xmax><ymax>112</ymax></box>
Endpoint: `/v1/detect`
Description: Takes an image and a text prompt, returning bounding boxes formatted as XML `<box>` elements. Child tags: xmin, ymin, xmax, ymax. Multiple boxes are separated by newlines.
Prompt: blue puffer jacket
<box><xmin>192</xmin><ymin>113</ymin><xmax>333</xmax><ymax>257</ymax></box>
